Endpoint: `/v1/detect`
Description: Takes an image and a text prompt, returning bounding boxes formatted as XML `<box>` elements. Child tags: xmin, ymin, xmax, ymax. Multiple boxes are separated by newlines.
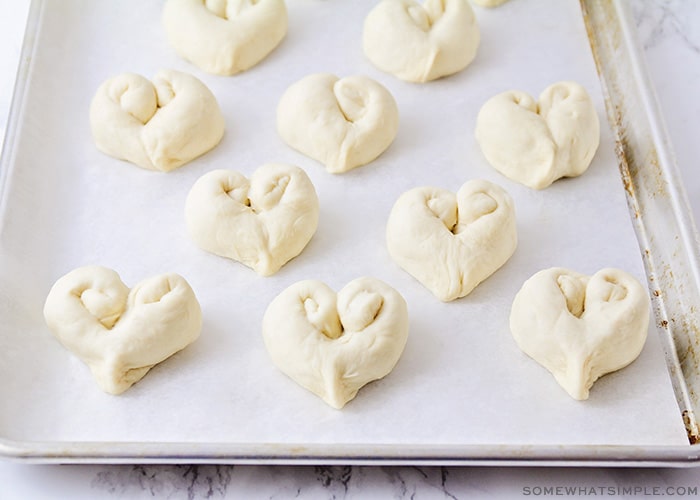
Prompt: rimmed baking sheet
<box><xmin>0</xmin><ymin>0</ymin><xmax>695</xmax><ymax>464</ymax></box>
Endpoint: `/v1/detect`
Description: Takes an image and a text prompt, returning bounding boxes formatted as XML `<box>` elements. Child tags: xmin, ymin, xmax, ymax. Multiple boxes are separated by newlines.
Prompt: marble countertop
<box><xmin>1</xmin><ymin>1</ymin><xmax>700</xmax><ymax>498</ymax></box>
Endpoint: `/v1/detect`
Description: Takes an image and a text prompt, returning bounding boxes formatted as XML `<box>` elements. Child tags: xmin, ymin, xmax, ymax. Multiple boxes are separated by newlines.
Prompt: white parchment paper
<box><xmin>0</xmin><ymin>0</ymin><xmax>688</xmax><ymax>448</ymax></box>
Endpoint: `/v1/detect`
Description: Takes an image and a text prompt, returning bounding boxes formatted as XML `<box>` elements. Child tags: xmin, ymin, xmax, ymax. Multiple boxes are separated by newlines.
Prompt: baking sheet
<box><xmin>0</xmin><ymin>0</ymin><xmax>690</xmax><ymax>460</ymax></box>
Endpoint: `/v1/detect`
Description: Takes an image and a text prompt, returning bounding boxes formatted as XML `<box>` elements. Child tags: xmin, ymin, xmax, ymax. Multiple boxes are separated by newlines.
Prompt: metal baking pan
<box><xmin>0</xmin><ymin>0</ymin><xmax>699</xmax><ymax>465</ymax></box>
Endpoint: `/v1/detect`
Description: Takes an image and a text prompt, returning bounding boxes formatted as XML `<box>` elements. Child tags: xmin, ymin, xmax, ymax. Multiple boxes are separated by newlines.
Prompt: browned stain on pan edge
<box><xmin>683</xmin><ymin>411</ymin><xmax>700</xmax><ymax>444</ymax></box>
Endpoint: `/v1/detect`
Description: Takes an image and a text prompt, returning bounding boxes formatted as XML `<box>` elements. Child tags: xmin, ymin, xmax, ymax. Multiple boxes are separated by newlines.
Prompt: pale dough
<box><xmin>362</xmin><ymin>0</ymin><xmax>480</xmax><ymax>83</ymax></box>
<box><xmin>43</xmin><ymin>265</ymin><xmax>202</xmax><ymax>395</ymax></box>
<box><xmin>90</xmin><ymin>69</ymin><xmax>225</xmax><ymax>172</ymax></box>
<box><xmin>471</xmin><ymin>0</ymin><xmax>508</xmax><ymax>7</ymax></box>
<box><xmin>262</xmin><ymin>277</ymin><xmax>409</xmax><ymax>409</ymax></box>
<box><xmin>185</xmin><ymin>163</ymin><xmax>319</xmax><ymax>276</ymax></box>
<box><xmin>510</xmin><ymin>267</ymin><xmax>649</xmax><ymax>400</ymax></box>
<box><xmin>475</xmin><ymin>81</ymin><xmax>600</xmax><ymax>189</ymax></box>
<box><xmin>162</xmin><ymin>0</ymin><xmax>288</xmax><ymax>76</ymax></box>
<box><xmin>277</xmin><ymin>73</ymin><xmax>399</xmax><ymax>173</ymax></box>
<box><xmin>386</xmin><ymin>179</ymin><xmax>517</xmax><ymax>301</ymax></box>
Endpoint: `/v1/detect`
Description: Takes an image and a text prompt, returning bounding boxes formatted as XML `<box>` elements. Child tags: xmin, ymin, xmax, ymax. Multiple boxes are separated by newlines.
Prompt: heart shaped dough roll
<box><xmin>90</xmin><ymin>70</ymin><xmax>225</xmax><ymax>172</ymax></box>
<box><xmin>43</xmin><ymin>265</ymin><xmax>202</xmax><ymax>395</ymax></box>
<box><xmin>386</xmin><ymin>179</ymin><xmax>517</xmax><ymax>301</ymax></box>
<box><xmin>277</xmin><ymin>73</ymin><xmax>399</xmax><ymax>174</ymax></box>
<box><xmin>163</xmin><ymin>0</ymin><xmax>287</xmax><ymax>76</ymax></box>
<box><xmin>363</xmin><ymin>0</ymin><xmax>480</xmax><ymax>83</ymax></box>
<box><xmin>510</xmin><ymin>267</ymin><xmax>649</xmax><ymax>400</ymax></box>
<box><xmin>475</xmin><ymin>81</ymin><xmax>600</xmax><ymax>189</ymax></box>
<box><xmin>263</xmin><ymin>277</ymin><xmax>409</xmax><ymax>409</ymax></box>
<box><xmin>185</xmin><ymin>163</ymin><xmax>319</xmax><ymax>276</ymax></box>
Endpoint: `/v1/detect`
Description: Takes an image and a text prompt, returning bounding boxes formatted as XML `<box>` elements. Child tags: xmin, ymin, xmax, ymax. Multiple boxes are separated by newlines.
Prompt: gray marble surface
<box><xmin>3</xmin><ymin>463</ymin><xmax>700</xmax><ymax>499</ymax></box>
<box><xmin>1</xmin><ymin>0</ymin><xmax>700</xmax><ymax>498</ymax></box>
<box><xmin>633</xmin><ymin>0</ymin><xmax>700</xmax><ymax>225</ymax></box>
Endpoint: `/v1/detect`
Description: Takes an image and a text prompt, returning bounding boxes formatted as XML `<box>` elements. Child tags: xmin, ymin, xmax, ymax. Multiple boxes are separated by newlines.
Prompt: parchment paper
<box><xmin>0</xmin><ymin>0</ymin><xmax>688</xmax><ymax>448</ymax></box>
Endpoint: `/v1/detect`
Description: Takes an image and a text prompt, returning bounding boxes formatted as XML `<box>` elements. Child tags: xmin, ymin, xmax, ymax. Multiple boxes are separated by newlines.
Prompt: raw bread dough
<box><xmin>277</xmin><ymin>73</ymin><xmax>399</xmax><ymax>173</ymax></box>
<box><xmin>363</xmin><ymin>0</ymin><xmax>480</xmax><ymax>83</ymax></box>
<box><xmin>510</xmin><ymin>267</ymin><xmax>649</xmax><ymax>400</ymax></box>
<box><xmin>262</xmin><ymin>277</ymin><xmax>409</xmax><ymax>409</ymax></box>
<box><xmin>43</xmin><ymin>265</ymin><xmax>202</xmax><ymax>395</ymax></box>
<box><xmin>475</xmin><ymin>81</ymin><xmax>600</xmax><ymax>189</ymax></box>
<box><xmin>471</xmin><ymin>0</ymin><xmax>508</xmax><ymax>7</ymax></box>
<box><xmin>185</xmin><ymin>163</ymin><xmax>319</xmax><ymax>276</ymax></box>
<box><xmin>90</xmin><ymin>69</ymin><xmax>225</xmax><ymax>172</ymax></box>
<box><xmin>386</xmin><ymin>179</ymin><xmax>517</xmax><ymax>301</ymax></box>
<box><xmin>162</xmin><ymin>0</ymin><xmax>288</xmax><ymax>76</ymax></box>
